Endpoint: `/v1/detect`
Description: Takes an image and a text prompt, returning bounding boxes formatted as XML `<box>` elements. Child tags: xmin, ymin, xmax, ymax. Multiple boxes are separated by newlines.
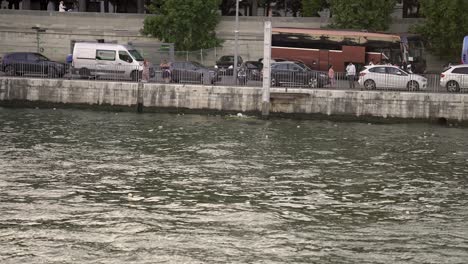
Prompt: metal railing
<box><xmin>1</xmin><ymin>62</ymin><xmax>467</xmax><ymax>94</ymax></box>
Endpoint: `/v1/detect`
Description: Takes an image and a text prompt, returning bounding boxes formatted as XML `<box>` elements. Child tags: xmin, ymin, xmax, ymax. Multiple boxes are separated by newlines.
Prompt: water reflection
<box><xmin>0</xmin><ymin>108</ymin><xmax>467</xmax><ymax>263</ymax></box>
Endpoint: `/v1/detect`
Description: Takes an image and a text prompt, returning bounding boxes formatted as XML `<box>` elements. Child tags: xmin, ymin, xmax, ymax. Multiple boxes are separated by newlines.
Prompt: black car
<box><xmin>240</xmin><ymin>61</ymin><xmax>263</xmax><ymax>81</ymax></box>
<box><xmin>1</xmin><ymin>52</ymin><xmax>66</xmax><ymax>78</ymax></box>
<box><xmin>270</xmin><ymin>61</ymin><xmax>329</xmax><ymax>88</ymax></box>
<box><xmin>170</xmin><ymin>61</ymin><xmax>219</xmax><ymax>84</ymax></box>
<box><xmin>215</xmin><ymin>55</ymin><xmax>243</xmax><ymax>75</ymax></box>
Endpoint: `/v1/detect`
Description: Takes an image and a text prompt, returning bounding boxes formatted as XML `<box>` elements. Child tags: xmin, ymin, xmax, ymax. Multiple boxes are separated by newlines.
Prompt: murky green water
<box><xmin>0</xmin><ymin>107</ymin><xmax>467</xmax><ymax>264</ymax></box>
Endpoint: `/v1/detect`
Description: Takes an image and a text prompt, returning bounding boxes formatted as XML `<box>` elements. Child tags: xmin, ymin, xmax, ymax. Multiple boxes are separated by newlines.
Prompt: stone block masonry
<box><xmin>1</xmin><ymin>78</ymin><xmax>467</xmax><ymax>125</ymax></box>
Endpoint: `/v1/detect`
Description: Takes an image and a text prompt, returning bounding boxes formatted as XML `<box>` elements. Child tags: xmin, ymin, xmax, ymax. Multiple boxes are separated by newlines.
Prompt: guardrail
<box><xmin>0</xmin><ymin>62</ymin><xmax>467</xmax><ymax>93</ymax></box>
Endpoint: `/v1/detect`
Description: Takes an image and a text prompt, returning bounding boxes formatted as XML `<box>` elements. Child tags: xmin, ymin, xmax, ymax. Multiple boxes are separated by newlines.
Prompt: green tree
<box><xmin>142</xmin><ymin>0</ymin><xmax>223</xmax><ymax>51</ymax></box>
<box><xmin>415</xmin><ymin>0</ymin><xmax>468</xmax><ymax>60</ymax></box>
<box><xmin>330</xmin><ymin>0</ymin><xmax>396</xmax><ymax>31</ymax></box>
<box><xmin>302</xmin><ymin>0</ymin><xmax>328</xmax><ymax>17</ymax></box>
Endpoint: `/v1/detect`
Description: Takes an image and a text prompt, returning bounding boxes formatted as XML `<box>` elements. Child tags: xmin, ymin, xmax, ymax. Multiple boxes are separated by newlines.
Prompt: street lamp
<box><xmin>233</xmin><ymin>0</ymin><xmax>240</xmax><ymax>84</ymax></box>
<box><xmin>31</xmin><ymin>26</ymin><xmax>47</xmax><ymax>53</ymax></box>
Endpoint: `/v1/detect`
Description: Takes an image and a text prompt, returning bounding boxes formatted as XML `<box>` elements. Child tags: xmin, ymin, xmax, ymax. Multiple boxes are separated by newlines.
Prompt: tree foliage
<box><xmin>415</xmin><ymin>0</ymin><xmax>468</xmax><ymax>60</ymax></box>
<box><xmin>330</xmin><ymin>0</ymin><xmax>396</xmax><ymax>31</ymax></box>
<box><xmin>142</xmin><ymin>0</ymin><xmax>223</xmax><ymax>51</ymax></box>
<box><xmin>302</xmin><ymin>0</ymin><xmax>328</xmax><ymax>17</ymax></box>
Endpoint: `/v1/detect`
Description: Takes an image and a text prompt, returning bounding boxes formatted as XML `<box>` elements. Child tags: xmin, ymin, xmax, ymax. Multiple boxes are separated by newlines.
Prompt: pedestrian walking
<box><xmin>59</xmin><ymin>1</ymin><xmax>66</xmax><ymax>12</ymax></box>
<box><xmin>160</xmin><ymin>59</ymin><xmax>171</xmax><ymax>83</ymax></box>
<box><xmin>142</xmin><ymin>59</ymin><xmax>150</xmax><ymax>82</ymax></box>
<box><xmin>328</xmin><ymin>64</ymin><xmax>335</xmax><ymax>88</ymax></box>
<box><xmin>346</xmin><ymin>62</ymin><xmax>356</xmax><ymax>89</ymax></box>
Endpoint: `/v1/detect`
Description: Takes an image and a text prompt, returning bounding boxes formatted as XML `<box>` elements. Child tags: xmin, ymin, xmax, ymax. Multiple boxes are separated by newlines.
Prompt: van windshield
<box><xmin>128</xmin><ymin>50</ymin><xmax>144</xmax><ymax>62</ymax></box>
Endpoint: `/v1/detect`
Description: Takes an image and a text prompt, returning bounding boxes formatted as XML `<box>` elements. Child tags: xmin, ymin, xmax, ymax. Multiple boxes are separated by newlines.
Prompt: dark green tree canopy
<box><xmin>415</xmin><ymin>0</ymin><xmax>468</xmax><ymax>60</ymax></box>
<box><xmin>142</xmin><ymin>0</ymin><xmax>223</xmax><ymax>51</ymax></box>
<box><xmin>302</xmin><ymin>0</ymin><xmax>328</xmax><ymax>17</ymax></box>
<box><xmin>330</xmin><ymin>0</ymin><xmax>396</xmax><ymax>31</ymax></box>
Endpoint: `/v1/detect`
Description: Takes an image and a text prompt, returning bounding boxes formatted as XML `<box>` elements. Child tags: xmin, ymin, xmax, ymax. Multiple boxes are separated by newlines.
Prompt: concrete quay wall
<box><xmin>1</xmin><ymin>78</ymin><xmax>467</xmax><ymax>124</ymax></box>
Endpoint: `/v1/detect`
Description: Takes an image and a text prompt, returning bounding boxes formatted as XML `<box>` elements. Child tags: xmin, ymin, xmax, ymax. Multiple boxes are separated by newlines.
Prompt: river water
<box><xmin>0</xmin><ymin>107</ymin><xmax>467</xmax><ymax>264</ymax></box>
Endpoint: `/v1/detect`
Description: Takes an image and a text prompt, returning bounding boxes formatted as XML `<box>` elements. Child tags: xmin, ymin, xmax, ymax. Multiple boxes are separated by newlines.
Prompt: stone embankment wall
<box><xmin>1</xmin><ymin>78</ymin><xmax>467</xmax><ymax>124</ymax></box>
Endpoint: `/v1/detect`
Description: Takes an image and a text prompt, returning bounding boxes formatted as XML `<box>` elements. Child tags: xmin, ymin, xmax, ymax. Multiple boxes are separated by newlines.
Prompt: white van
<box><xmin>72</xmin><ymin>43</ymin><xmax>149</xmax><ymax>81</ymax></box>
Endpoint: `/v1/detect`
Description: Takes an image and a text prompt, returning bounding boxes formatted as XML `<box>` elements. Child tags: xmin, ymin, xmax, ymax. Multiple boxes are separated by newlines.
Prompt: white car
<box><xmin>440</xmin><ymin>64</ymin><xmax>468</xmax><ymax>92</ymax></box>
<box><xmin>358</xmin><ymin>65</ymin><xmax>427</xmax><ymax>91</ymax></box>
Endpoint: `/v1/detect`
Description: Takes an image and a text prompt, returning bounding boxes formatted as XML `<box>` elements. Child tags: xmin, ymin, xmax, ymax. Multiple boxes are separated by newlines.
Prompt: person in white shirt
<box><xmin>59</xmin><ymin>1</ymin><xmax>66</xmax><ymax>12</ymax></box>
<box><xmin>346</xmin><ymin>62</ymin><xmax>356</xmax><ymax>89</ymax></box>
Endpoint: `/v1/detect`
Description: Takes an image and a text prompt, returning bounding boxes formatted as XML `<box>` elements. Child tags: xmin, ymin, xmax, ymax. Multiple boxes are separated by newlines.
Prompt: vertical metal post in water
<box><xmin>233</xmin><ymin>0</ymin><xmax>239</xmax><ymax>85</ymax></box>
<box><xmin>137</xmin><ymin>82</ymin><xmax>144</xmax><ymax>113</ymax></box>
<box><xmin>261</xmin><ymin>20</ymin><xmax>272</xmax><ymax>118</ymax></box>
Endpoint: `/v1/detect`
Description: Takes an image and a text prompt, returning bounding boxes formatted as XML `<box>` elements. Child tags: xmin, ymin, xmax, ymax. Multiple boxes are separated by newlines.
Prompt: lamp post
<box><xmin>31</xmin><ymin>26</ymin><xmax>46</xmax><ymax>53</ymax></box>
<box><xmin>233</xmin><ymin>0</ymin><xmax>240</xmax><ymax>84</ymax></box>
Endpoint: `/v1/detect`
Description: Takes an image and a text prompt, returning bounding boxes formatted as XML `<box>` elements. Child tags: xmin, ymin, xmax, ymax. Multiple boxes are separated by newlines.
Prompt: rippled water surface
<box><xmin>0</xmin><ymin>108</ymin><xmax>467</xmax><ymax>264</ymax></box>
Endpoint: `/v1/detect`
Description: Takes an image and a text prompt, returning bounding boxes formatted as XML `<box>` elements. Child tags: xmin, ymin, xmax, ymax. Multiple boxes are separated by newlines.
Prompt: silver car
<box><xmin>358</xmin><ymin>65</ymin><xmax>427</xmax><ymax>91</ymax></box>
<box><xmin>440</xmin><ymin>64</ymin><xmax>468</xmax><ymax>92</ymax></box>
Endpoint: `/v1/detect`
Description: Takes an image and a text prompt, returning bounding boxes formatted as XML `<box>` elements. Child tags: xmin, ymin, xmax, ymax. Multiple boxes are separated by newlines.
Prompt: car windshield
<box><xmin>128</xmin><ymin>50</ymin><xmax>144</xmax><ymax>62</ymax></box>
<box><xmin>191</xmin><ymin>61</ymin><xmax>204</xmax><ymax>68</ymax></box>
<box><xmin>219</xmin><ymin>56</ymin><xmax>234</xmax><ymax>62</ymax></box>
<box><xmin>37</xmin><ymin>54</ymin><xmax>50</xmax><ymax>61</ymax></box>
<box><xmin>295</xmin><ymin>62</ymin><xmax>311</xmax><ymax>71</ymax></box>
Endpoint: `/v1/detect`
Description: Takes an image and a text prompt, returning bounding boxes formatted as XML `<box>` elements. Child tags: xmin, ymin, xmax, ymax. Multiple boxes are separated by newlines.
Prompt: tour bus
<box><xmin>271</xmin><ymin>27</ymin><xmax>426</xmax><ymax>73</ymax></box>
<box><xmin>72</xmin><ymin>43</ymin><xmax>147</xmax><ymax>81</ymax></box>
<box><xmin>462</xmin><ymin>35</ymin><xmax>468</xmax><ymax>64</ymax></box>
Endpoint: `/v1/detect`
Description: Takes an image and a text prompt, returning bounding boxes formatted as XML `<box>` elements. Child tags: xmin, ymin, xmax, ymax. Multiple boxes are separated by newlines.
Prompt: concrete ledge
<box><xmin>1</xmin><ymin>77</ymin><xmax>467</xmax><ymax>126</ymax></box>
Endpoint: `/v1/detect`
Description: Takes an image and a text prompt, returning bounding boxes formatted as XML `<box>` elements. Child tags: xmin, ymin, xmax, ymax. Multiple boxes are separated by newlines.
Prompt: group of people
<box><xmin>327</xmin><ymin>62</ymin><xmax>356</xmax><ymax>89</ymax></box>
<box><xmin>327</xmin><ymin>60</ymin><xmax>372</xmax><ymax>89</ymax></box>
<box><xmin>141</xmin><ymin>59</ymin><xmax>171</xmax><ymax>83</ymax></box>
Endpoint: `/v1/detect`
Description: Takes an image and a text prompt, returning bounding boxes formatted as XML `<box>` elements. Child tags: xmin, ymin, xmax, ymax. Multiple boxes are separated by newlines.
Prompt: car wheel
<box><xmin>47</xmin><ymin>67</ymin><xmax>58</xmax><ymax>78</ymax></box>
<box><xmin>131</xmin><ymin>70</ymin><xmax>139</xmax><ymax>82</ymax></box>
<box><xmin>271</xmin><ymin>77</ymin><xmax>278</xmax><ymax>87</ymax></box>
<box><xmin>407</xmin><ymin>80</ymin><xmax>419</xmax><ymax>91</ymax></box>
<box><xmin>4</xmin><ymin>65</ymin><xmax>16</xmax><ymax>76</ymax></box>
<box><xmin>308</xmin><ymin>78</ymin><xmax>318</xmax><ymax>88</ymax></box>
<box><xmin>364</xmin><ymin>79</ymin><xmax>376</xmax><ymax>90</ymax></box>
<box><xmin>446</xmin><ymin>80</ymin><xmax>460</xmax><ymax>92</ymax></box>
<box><xmin>79</xmin><ymin>68</ymin><xmax>90</xmax><ymax>78</ymax></box>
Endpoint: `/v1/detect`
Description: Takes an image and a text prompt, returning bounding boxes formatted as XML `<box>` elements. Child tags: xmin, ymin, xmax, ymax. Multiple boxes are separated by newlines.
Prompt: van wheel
<box><xmin>446</xmin><ymin>81</ymin><xmax>460</xmax><ymax>92</ymax></box>
<box><xmin>131</xmin><ymin>71</ymin><xmax>139</xmax><ymax>82</ymax></box>
<box><xmin>4</xmin><ymin>65</ymin><xmax>16</xmax><ymax>76</ymax></box>
<box><xmin>79</xmin><ymin>68</ymin><xmax>90</xmax><ymax>78</ymax></box>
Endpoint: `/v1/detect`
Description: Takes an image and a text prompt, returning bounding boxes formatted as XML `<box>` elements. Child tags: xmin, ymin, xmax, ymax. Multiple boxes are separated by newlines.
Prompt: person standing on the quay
<box><xmin>346</xmin><ymin>62</ymin><xmax>356</xmax><ymax>89</ymax></box>
<box><xmin>160</xmin><ymin>59</ymin><xmax>171</xmax><ymax>83</ymax></box>
<box><xmin>142</xmin><ymin>59</ymin><xmax>150</xmax><ymax>82</ymax></box>
<box><xmin>59</xmin><ymin>1</ymin><xmax>66</xmax><ymax>12</ymax></box>
<box><xmin>328</xmin><ymin>64</ymin><xmax>335</xmax><ymax>88</ymax></box>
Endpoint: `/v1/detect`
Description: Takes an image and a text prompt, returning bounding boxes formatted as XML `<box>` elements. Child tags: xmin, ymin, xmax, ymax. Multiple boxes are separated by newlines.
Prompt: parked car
<box><xmin>72</xmin><ymin>42</ymin><xmax>154</xmax><ymax>81</ymax></box>
<box><xmin>240</xmin><ymin>61</ymin><xmax>263</xmax><ymax>81</ymax></box>
<box><xmin>1</xmin><ymin>52</ymin><xmax>66</xmax><ymax>78</ymax></box>
<box><xmin>358</xmin><ymin>65</ymin><xmax>427</xmax><ymax>91</ymax></box>
<box><xmin>170</xmin><ymin>61</ymin><xmax>219</xmax><ymax>84</ymax></box>
<box><xmin>215</xmin><ymin>55</ymin><xmax>243</xmax><ymax>75</ymax></box>
<box><xmin>270</xmin><ymin>61</ymin><xmax>329</xmax><ymax>88</ymax></box>
<box><xmin>258</xmin><ymin>58</ymin><xmax>288</xmax><ymax>64</ymax></box>
<box><xmin>440</xmin><ymin>64</ymin><xmax>468</xmax><ymax>92</ymax></box>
